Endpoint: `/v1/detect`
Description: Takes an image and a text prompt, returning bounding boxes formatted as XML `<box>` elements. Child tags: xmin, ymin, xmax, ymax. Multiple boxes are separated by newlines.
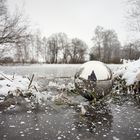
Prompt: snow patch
<box><xmin>0</xmin><ymin>71</ymin><xmax>30</xmax><ymax>96</ymax></box>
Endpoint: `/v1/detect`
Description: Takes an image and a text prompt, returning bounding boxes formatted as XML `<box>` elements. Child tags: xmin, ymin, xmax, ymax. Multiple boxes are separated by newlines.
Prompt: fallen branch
<box><xmin>28</xmin><ymin>74</ymin><xmax>35</xmax><ymax>89</ymax></box>
<box><xmin>0</xmin><ymin>73</ymin><xmax>13</xmax><ymax>82</ymax></box>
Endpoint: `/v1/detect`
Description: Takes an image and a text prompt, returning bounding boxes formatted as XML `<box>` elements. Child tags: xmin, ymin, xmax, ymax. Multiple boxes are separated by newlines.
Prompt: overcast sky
<box><xmin>8</xmin><ymin>0</ymin><xmax>132</xmax><ymax>47</ymax></box>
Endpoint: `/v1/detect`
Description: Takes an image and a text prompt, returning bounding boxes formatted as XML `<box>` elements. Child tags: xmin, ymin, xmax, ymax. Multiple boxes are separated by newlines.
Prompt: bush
<box><xmin>30</xmin><ymin>59</ymin><xmax>38</xmax><ymax>64</ymax></box>
<box><xmin>110</xmin><ymin>57</ymin><xmax>121</xmax><ymax>64</ymax></box>
<box><xmin>0</xmin><ymin>57</ymin><xmax>13</xmax><ymax>63</ymax></box>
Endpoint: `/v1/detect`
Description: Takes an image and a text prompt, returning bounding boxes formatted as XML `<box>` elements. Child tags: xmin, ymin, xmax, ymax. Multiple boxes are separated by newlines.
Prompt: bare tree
<box><xmin>57</xmin><ymin>33</ymin><xmax>69</xmax><ymax>63</ymax></box>
<box><xmin>103</xmin><ymin>29</ymin><xmax>121</xmax><ymax>63</ymax></box>
<box><xmin>121</xmin><ymin>40</ymin><xmax>140</xmax><ymax>60</ymax></box>
<box><xmin>126</xmin><ymin>0</ymin><xmax>140</xmax><ymax>32</ymax></box>
<box><xmin>90</xmin><ymin>26</ymin><xmax>121</xmax><ymax>63</ymax></box>
<box><xmin>0</xmin><ymin>12</ymin><xmax>29</xmax><ymax>45</ymax></box>
<box><xmin>47</xmin><ymin>34</ymin><xmax>59</xmax><ymax>63</ymax></box>
<box><xmin>15</xmin><ymin>35</ymin><xmax>31</xmax><ymax>63</ymax></box>
<box><xmin>0</xmin><ymin>0</ymin><xmax>29</xmax><ymax>63</ymax></box>
<box><xmin>47</xmin><ymin>33</ymin><xmax>70</xmax><ymax>63</ymax></box>
<box><xmin>0</xmin><ymin>0</ymin><xmax>7</xmax><ymax>16</ymax></box>
<box><xmin>91</xmin><ymin>26</ymin><xmax>104</xmax><ymax>61</ymax></box>
<box><xmin>68</xmin><ymin>38</ymin><xmax>87</xmax><ymax>63</ymax></box>
<box><xmin>42</xmin><ymin>36</ymin><xmax>48</xmax><ymax>63</ymax></box>
<box><xmin>35</xmin><ymin>32</ymin><xmax>43</xmax><ymax>62</ymax></box>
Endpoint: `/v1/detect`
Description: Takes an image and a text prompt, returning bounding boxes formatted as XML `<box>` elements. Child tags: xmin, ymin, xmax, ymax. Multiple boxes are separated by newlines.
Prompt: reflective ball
<box><xmin>74</xmin><ymin>61</ymin><xmax>113</xmax><ymax>101</ymax></box>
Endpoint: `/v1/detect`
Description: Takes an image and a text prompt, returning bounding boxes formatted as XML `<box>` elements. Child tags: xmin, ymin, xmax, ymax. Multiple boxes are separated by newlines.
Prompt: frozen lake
<box><xmin>0</xmin><ymin>64</ymin><xmax>121</xmax><ymax>77</ymax></box>
<box><xmin>0</xmin><ymin>64</ymin><xmax>81</xmax><ymax>77</ymax></box>
<box><xmin>0</xmin><ymin>64</ymin><xmax>140</xmax><ymax>140</ymax></box>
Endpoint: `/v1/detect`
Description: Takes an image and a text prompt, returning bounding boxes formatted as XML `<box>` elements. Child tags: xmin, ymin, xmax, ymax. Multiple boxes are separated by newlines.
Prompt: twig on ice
<box><xmin>34</xmin><ymin>85</ymin><xmax>38</xmax><ymax>92</ymax></box>
<box><xmin>12</xmin><ymin>73</ymin><xmax>15</xmax><ymax>80</ymax></box>
<box><xmin>0</xmin><ymin>73</ymin><xmax>13</xmax><ymax>82</ymax></box>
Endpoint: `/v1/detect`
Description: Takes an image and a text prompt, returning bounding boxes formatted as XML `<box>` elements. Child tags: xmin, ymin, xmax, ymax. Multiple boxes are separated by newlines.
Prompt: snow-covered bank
<box><xmin>0</xmin><ymin>72</ymin><xmax>42</xmax><ymax>110</ymax></box>
<box><xmin>0</xmin><ymin>71</ymin><xmax>79</xmax><ymax>110</ymax></box>
<box><xmin>0</xmin><ymin>59</ymin><xmax>140</xmax><ymax>110</ymax></box>
<box><xmin>0</xmin><ymin>72</ymin><xmax>30</xmax><ymax>96</ymax></box>
<box><xmin>113</xmin><ymin>59</ymin><xmax>140</xmax><ymax>86</ymax></box>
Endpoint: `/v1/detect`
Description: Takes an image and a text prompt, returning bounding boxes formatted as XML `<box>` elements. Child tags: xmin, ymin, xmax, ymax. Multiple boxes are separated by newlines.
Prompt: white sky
<box><xmin>7</xmin><ymin>0</ymin><xmax>134</xmax><ymax>47</ymax></box>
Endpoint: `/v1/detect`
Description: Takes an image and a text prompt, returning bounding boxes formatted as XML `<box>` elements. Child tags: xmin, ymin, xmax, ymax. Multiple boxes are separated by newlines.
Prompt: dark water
<box><xmin>0</xmin><ymin>95</ymin><xmax>140</xmax><ymax>140</ymax></box>
<box><xmin>0</xmin><ymin>65</ymin><xmax>140</xmax><ymax>140</ymax></box>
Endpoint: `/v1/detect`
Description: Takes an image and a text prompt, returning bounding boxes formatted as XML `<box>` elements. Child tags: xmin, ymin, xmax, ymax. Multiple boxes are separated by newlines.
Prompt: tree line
<box><xmin>18</xmin><ymin>32</ymin><xmax>88</xmax><ymax>64</ymax></box>
<box><xmin>0</xmin><ymin>0</ymin><xmax>140</xmax><ymax>64</ymax></box>
<box><xmin>89</xmin><ymin>26</ymin><xmax>140</xmax><ymax>63</ymax></box>
<box><xmin>0</xmin><ymin>0</ymin><xmax>87</xmax><ymax>64</ymax></box>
